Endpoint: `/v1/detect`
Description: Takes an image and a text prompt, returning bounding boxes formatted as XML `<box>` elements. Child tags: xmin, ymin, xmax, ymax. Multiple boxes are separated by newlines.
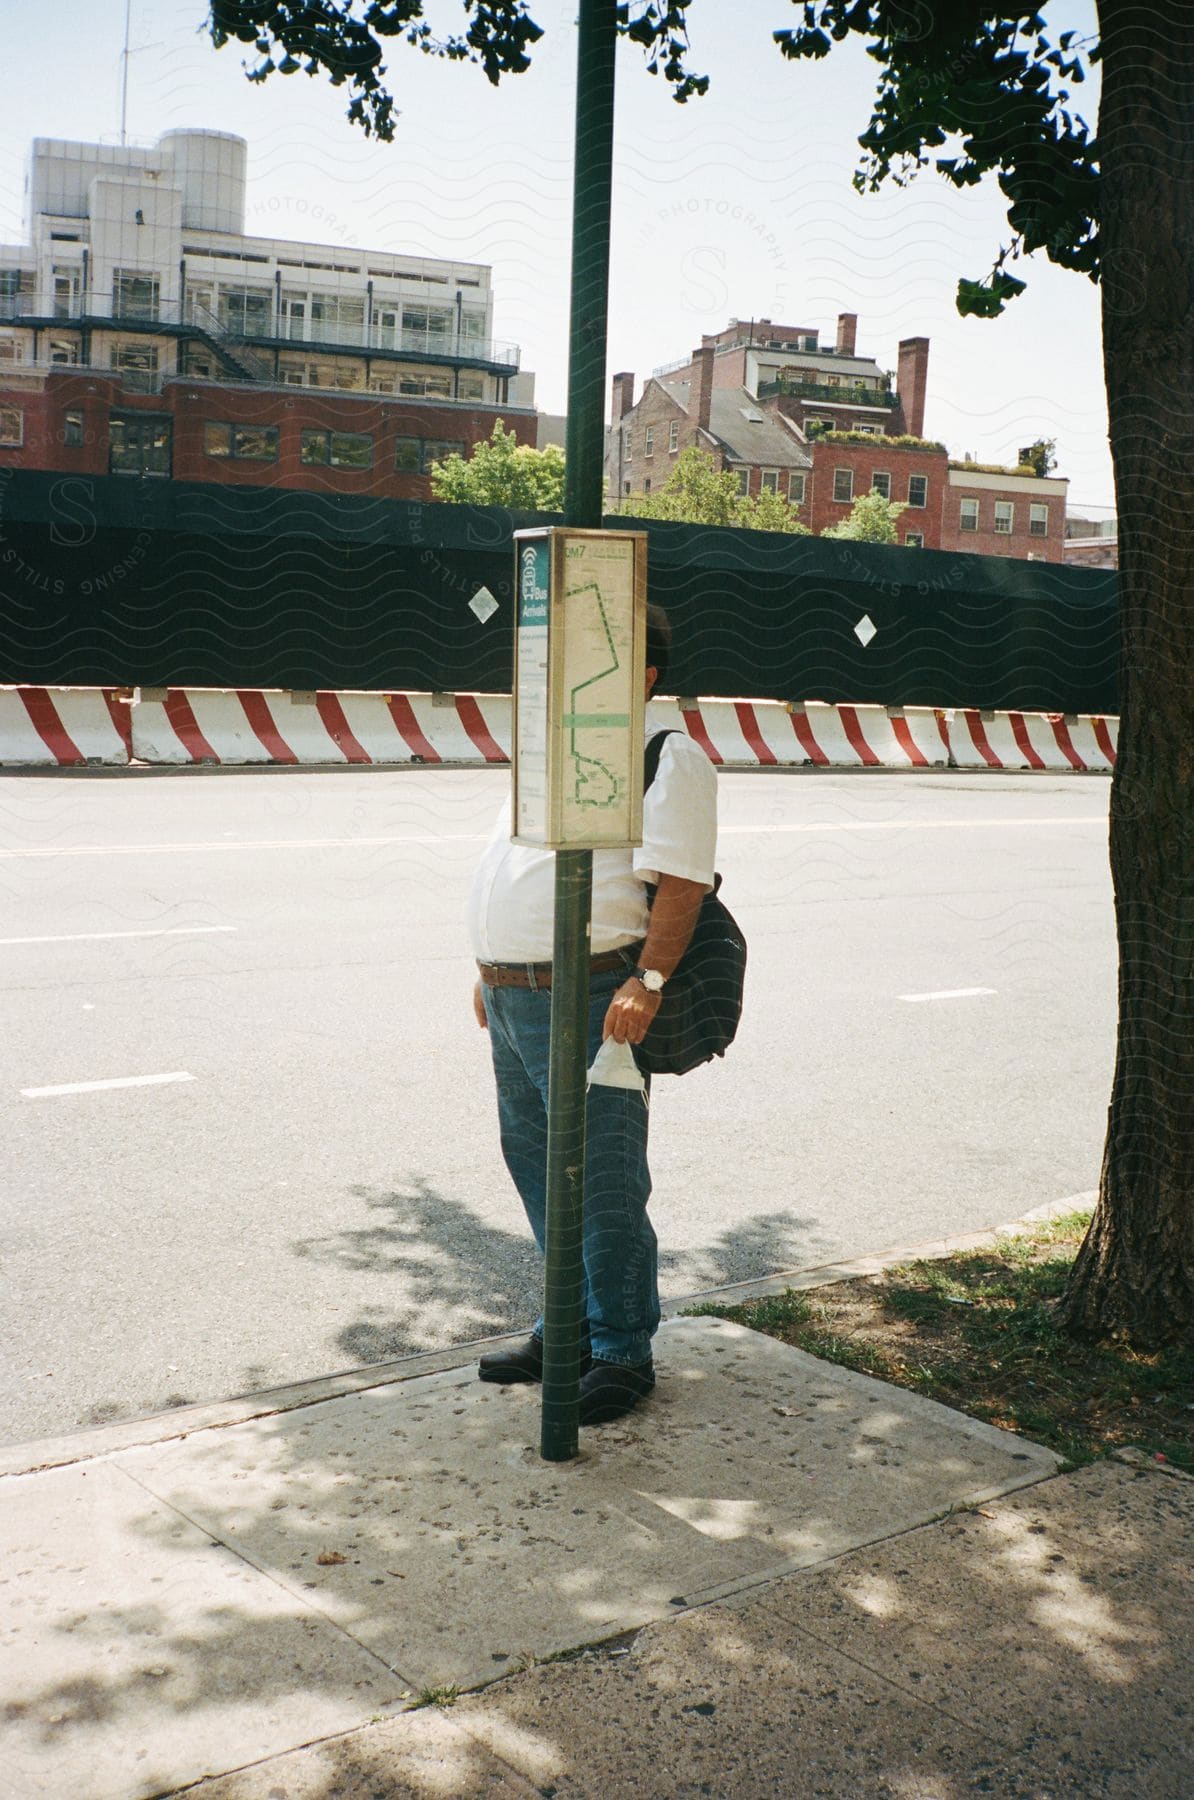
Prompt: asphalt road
<box><xmin>0</xmin><ymin>765</ymin><xmax>1114</xmax><ymax>1448</ymax></box>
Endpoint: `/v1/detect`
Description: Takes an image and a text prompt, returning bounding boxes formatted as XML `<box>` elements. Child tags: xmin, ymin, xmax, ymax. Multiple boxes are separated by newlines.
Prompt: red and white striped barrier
<box><xmin>0</xmin><ymin>687</ymin><xmax>1117</xmax><ymax>772</ymax></box>
<box><xmin>129</xmin><ymin>688</ymin><xmax>510</xmax><ymax>767</ymax></box>
<box><xmin>0</xmin><ymin>686</ymin><xmax>131</xmax><ymax>765</ymax></box>
<box><xmin>948</xmin><ymin>708</ymin><xmax>1117</xmax><ymax>773</ymax></box>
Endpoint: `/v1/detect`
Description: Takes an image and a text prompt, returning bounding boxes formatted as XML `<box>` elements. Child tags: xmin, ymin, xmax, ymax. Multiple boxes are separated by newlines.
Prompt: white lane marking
<box><xmin>0</xmin><ymin>926</ymin><xmax>237</xmax><ymax>946</ymax></box>
<box><xmin>719</xmin><ymin>817</ymin><xmax>1103</xmax><ymax>835</ymax></box>
<box><xmin>0</xmin><ymin>818</ymin><xmax>1105</xmax><ymax>860</ymax></box>
<box><xmin>0</xmin><ymin>834</ymin><xmax>486</xmax><ymax>859</ymax></box>
<box><xmin>21</xmin><ymin>1071</ymin><xmax>196</xmax><ymax>1099</ymax></box>
<box><xmin>899</xmin><ymin>988</ymin><xmax>997</xmax><ymax>1003</ymax></box>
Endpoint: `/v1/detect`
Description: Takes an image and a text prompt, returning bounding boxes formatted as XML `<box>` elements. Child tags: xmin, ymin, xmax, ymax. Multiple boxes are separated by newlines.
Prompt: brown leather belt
<box><xmin>478</xmin><ymin>945</ymin><xmax>643</xmax><ymax>990</ymax></box>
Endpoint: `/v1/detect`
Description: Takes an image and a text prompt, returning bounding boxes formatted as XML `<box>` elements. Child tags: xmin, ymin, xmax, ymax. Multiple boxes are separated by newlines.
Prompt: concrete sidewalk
<box><xmin>2</xmin><ymin>1317</ymin><xmax>1190</xmax><ymax>1798</ymax></box>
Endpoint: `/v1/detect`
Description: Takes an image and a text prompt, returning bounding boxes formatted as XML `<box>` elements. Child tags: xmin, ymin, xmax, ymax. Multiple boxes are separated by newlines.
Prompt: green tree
<box><xmin>208</xmin><ymin>2</ymin><xmax>1194</xmax><ymax>1348</ymax></box>
<box><xmin>429</xmin><ymin>419</ymin><xmax>565</xmax><ymax>510</ymax></box>
<box><xmin>618</xmin><ymin>446</ymin><xmax>808</xmax><ymax>532</ymax></box>
<box><xmin>821</xmin><ymin>488</ymin><xmax>907</xmax><ymax>542</ymax></box>
<box><xmin>1019</xmin><ymin>438</ymin><xmax>1059</xmax><ymax>478</ymax></box>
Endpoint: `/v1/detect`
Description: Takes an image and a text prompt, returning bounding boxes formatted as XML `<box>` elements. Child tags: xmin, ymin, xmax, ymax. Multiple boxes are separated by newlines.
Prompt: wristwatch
<box><xmin>633</xmin><ymin>966</ymin><xmax>667</xmax><ymax>993</ymax></box>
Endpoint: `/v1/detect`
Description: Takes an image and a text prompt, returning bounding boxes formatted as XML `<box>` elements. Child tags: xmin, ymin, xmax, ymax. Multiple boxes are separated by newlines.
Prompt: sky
<box><xmin>0</xmin><ymin>0</ymin><xmax>1113</xmax><ymax>512</ymax></box>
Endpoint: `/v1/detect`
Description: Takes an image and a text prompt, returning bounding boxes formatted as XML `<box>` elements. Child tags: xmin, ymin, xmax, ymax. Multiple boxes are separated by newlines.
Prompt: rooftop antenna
<box><xmin>120</xmin><ymin>0</ymin><xmax>132</xmax><ymax>145</ymax></box>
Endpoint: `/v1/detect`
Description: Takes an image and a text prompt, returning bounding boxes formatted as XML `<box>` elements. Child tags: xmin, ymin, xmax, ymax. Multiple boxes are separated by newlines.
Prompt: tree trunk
<box><xmin>1056</xmin><ymin>2</ymin><xmax>1194</xmax><ymax>1346</ymax></box>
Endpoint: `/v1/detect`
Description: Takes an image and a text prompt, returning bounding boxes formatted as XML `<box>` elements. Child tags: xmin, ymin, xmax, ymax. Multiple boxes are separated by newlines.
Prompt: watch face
<box><xmin>638</xmin><ymin>967</ymin><xmax>665</xmax><ymax>992</ymax></box>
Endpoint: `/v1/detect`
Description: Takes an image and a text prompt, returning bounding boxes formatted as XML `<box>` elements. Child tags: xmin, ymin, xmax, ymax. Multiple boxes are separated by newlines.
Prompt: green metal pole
<box><xmin>541</xmin><ymin>0</ymin><xmax>618</xmax><ymax>1464</ymax></box>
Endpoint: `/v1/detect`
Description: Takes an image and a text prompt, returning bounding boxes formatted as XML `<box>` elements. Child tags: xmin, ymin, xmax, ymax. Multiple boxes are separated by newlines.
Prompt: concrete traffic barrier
<box><xmin>129</xmin><ymin>688</ymin><xmax>512</xmax><ymax>766</ymax></box>
<box><xmin>0</xmin><ymin>686</ymin><xmax>1118</xmax><ymax>771</ymax></box>
<box><xmin>950</xmin><ymin>708</ymin><xmax>1117</xmax><ymax>773</ymax></box>
<box><xmin>0</xmin><ymin>686</ymin><xmax>132</xmax><ymax>766</ymax></box>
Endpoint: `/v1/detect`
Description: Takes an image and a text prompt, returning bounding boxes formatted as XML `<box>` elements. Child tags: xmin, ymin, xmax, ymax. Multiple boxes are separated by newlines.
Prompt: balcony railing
<box><xmin>756</xmin><ymin>376</ymin><xmax>896</xmax><ymax>407</ymax></box>
<box><xmin>0</xmin><ymin>293</ymin><xmax>520</xmax><ymax>369</ymax></box>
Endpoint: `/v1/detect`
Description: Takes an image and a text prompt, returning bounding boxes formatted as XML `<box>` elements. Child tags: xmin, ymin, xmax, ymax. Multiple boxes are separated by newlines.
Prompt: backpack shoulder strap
<box><xmin>644</xmin><ymin>728</ymin><xmax>677</xmax><ymax>792</ymax></box>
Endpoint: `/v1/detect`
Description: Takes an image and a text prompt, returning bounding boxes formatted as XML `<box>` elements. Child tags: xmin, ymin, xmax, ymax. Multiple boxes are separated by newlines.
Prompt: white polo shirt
<box><xmin>467</xmin><ymin>724</ymin><xmax>718</xmax><ymax>964</ymax></box>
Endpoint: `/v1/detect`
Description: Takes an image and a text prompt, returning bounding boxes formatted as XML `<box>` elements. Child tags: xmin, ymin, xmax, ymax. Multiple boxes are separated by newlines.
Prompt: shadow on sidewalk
<box><xmin>290</xmin><ymin>1176</ymin><xmax>826</xmax><ymax>1367</ymax></box>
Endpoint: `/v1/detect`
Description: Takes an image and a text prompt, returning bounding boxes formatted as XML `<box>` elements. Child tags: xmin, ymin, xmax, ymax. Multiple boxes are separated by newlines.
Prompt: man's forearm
<box><xmin>638</xmin><ymin>874</ymin><xmax>707</xmax><ymax>976</ymax></box>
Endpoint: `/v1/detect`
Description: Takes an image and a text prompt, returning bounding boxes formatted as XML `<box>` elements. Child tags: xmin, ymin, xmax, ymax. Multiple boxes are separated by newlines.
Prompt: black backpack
<box><xmin>632</xmin><ymin>730</ymin><xmax>747</xmax><ymax>1077</ymax></box>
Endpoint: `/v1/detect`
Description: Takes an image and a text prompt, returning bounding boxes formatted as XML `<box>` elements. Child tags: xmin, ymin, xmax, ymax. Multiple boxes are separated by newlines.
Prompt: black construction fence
<box><xmin>0</xmin><ymin>470</ymin><xmax>1119</xmax><ymax>714</ymax></box>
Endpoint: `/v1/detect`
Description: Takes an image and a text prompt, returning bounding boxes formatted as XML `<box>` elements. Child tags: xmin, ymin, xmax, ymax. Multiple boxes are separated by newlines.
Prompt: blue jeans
<box><xmin>483</xmin><ymin>966</ymin><xmax>659</xmax><ymax>1367</ymax></box>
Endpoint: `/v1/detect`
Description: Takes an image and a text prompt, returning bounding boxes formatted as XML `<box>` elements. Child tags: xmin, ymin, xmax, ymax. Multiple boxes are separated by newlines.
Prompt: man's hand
<box><xmin>473</xmin><ymin>979</ymin><xmax>489</xmax><ymax>1030</ymax></box>
<box><xmin>603</xmin><ymin>977</ymin><xmax>662</xmax><ymax>1046</ymax></box>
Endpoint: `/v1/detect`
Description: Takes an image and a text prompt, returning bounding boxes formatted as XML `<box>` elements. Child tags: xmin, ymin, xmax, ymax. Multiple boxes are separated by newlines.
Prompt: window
<box><xmin>644</xmin><ymin>426</ymin><xmax>654</xmax><ymax>456</ymax></box>
<box><xmin>401</xmin><ymin>304</ymin><xmax>453</xmax><ymax>343</ymax></box>
<box><xmin>994</xmin><ymin>500</ymin><xmax>1014</xmax><ymax>534</ymax></box>
<box><xmin>421</xmin><ymin>438</ymin><xmax>464</xmax><ymax>471</ymax></box>
<box><xmin>220</xmin><ymin>285</ymin><xmax>273</xmax><ymax>337</ymax></box>
<box><xmin>204</xmin><ymin>421</ymin><xmax>279</xmax><ymax>462</ymax></box>
<box><xmin>0</xmin><ymin>335</ymin><xmax>22</xmax><ymax>363</ymax></box>
<box><xmin>458</xmin><ymin>375</ymin><xmax>485</xmax><ymax>401</ymax></box>
<box><xmin>959</xmin><ymin>497</ymin><xmax>979</xmax><ymax>532</ymax></box>
<box><xmin>63</xmin><ymin>409</ymin><xmax>84</xmax><ymax>447</ymax></box>
<box><xmin>109</xmin><ymin>414</ymin><xmax>171</xmax><ymax>476</ymax></box>
<box><xmin>623</xmin><ymin>428</ymin><xmax>633</xmax><ymax>459</ymax></box>
<box><xmin>644</xmin><ymin>477</ymin><xmax>651</xmax><ymax>492</ymax></box>
<box><xmin>309</xmin><ymin>294</ymin><xmax>365</xmax><ymax>342</ymax></box>
<box><xmin>833</xmin><ymin>467</ymin><xmax>854</xmax><ymax>504</ymax></box>
<box><xmin>1029</xmin><ymin>503</ymin><xmax>1049</xmax><ymax>536</ymax></box>
<box><xmin>0</xmin><ymin>405</ymin><xmax>23</xmax><ymax>447</ymax></box>
<box><xmin>53</xmin><ymin>266</ymin><xmax>80</xmax><ymax>318</ymax></box>
<box><xmin>49</xmin><ymin>339</ymin><xmax>78</xmax><ymax>365</ymax></box>
<box><xmin>300</xmin><ymin>429</ymin><xmax>373</xmax><ymax>470</ymax></box>
<box><xmin>761</xmin><ymin>469</ymin><xmax>779</xmax><ymax>493</ymax></box>
<box><xmin>394</xmin><ymin>436</ymin><xmax>465</xmax><ymax>474</ymax></box>
<box><xmin>853</xmin><ymin>423</ymin><xmax>881</xmax><ymax>436</ymax></box>
<box><xmin>806</xmin><ymin>416</ymin><xmax>833</xmax><ymax>435</ymax></box>
<box><xmin>112</xmin><ymin>342</ymin><xmax>159</xmax><ymax>373</ymax></box>
<box><xmin>871</xmin><ymin>471</ymin><xmax>891</xmax><ymax>500</ymax></box>
<box><xmin>668</xmin><ymin>420</ymin><xmax>679</xmax><ymax>452</ymax></box>
<box><xmin>235</xmin><ymin>426</ymin><xmax>278</xmax><ymax>461</ymax></box>
<box><xmin>904</xmin><ymin>531</ymin><xmax>924</xmax><ymax>548</ymax></box>
<box><xmin>113</xmin><ymin>268</ymin><xmax>160</xmax><ymax>321</ymax></box>
<box><xmin>788</xmin><ymin>471</ymin><xmax>806</xmax><ymax>505</ymax></box>
<box><xmin>111</xmin><ymin>341</ymin><xmax>160</xmax><ymax>393</ymax></box>
<box><xmin>735</xmin><ymin>468</ymin><xmax>749</xmax><ymax>495</ymax></box>
<box><xmin>907</xmin><ymin>473</ymin><xmax>928</xmax><ymax>508</ymax></box>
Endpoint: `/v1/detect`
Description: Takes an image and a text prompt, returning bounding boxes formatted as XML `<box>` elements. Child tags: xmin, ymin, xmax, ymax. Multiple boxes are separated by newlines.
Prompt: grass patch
<box><xmin>685</xmin><ymin>1211</ymin><xmax>1193</xmax><ymax>1472</ymax></box>
<box><xmin>412</xmin><ymin>1684</ymin><xmax>459</xmax><ymax>1709</ymax></box>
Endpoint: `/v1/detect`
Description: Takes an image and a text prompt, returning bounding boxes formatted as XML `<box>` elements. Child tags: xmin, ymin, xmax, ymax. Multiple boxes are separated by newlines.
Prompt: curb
<box><xmin>0</xmin><ymin>1193</ymin><xmax>1095</xmax><ymax>1482</ymax></box>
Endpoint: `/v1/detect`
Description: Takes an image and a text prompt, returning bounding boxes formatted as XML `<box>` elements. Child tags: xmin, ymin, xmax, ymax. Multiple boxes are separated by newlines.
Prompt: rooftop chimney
<box><xmin>896</xmin><ymin>336</ymin><xmax>930</xmax><ymax>438</ymax></box>
<box><xmin>694</xmin><ymin>335</ymin><xmax>715</xmax><ymax>433</ymax></box>
<box><xmin>836</xmin><ymin>312</ymin><xmax>857</xmax><ymax>357</ymax></box>
<box><xmin>610</xmin><ymin>370</ymin><xmax>635</xmax><ymax>425</ymax></box>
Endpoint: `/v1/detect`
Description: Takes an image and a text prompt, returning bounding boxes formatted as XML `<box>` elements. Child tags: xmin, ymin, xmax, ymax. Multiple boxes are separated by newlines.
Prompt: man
<box><xmin>467</xmin><ymin>604</ymin><xmax>717</xmax><ymax>1424</ymax></box>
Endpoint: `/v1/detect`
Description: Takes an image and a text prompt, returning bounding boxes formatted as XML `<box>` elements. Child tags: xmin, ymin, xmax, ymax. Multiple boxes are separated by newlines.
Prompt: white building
<box><xmin>0</xmin><ymin>130</ymin><xmax>531</xmax><ymax>407</ymax></box>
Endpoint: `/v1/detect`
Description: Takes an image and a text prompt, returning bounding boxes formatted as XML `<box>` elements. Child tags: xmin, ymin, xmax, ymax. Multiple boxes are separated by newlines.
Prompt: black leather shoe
<box><xmin>477</xmin><ymin>1334</ymin><xmax>592</xmax><ymax>1384</ymax></box>
<box><xmin>578</xmin><ymin>1357</ymin><xmax>655</xmax><ymax>1424</ymax></box>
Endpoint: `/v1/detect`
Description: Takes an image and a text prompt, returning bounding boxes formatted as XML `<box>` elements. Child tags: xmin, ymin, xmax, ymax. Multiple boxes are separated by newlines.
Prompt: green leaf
<box><xmin>956</xmin><ymin>270</ymin><xmax>1028</xmax><ymax>318</ymax></box>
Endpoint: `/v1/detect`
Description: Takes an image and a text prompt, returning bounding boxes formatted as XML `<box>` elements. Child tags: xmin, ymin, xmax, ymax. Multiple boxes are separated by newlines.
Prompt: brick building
<box><xmin>0</xmin><ymin>130</ymin><xmax>536</xmax><ymax>496</ymax></box>
<box><xmin>607</xmin><ymin>340</ymin><xmax>812</xmax><ymax>505</ymax></box>
<box><xmin>939</xmin><ymin>465</ymin><xmax>1069</xmax><ymax>563</ymax></box>
<box><xmin>608</xmin><ymin>313</ymin><xmax>1069</xmax><ymax>559</ymax></box>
